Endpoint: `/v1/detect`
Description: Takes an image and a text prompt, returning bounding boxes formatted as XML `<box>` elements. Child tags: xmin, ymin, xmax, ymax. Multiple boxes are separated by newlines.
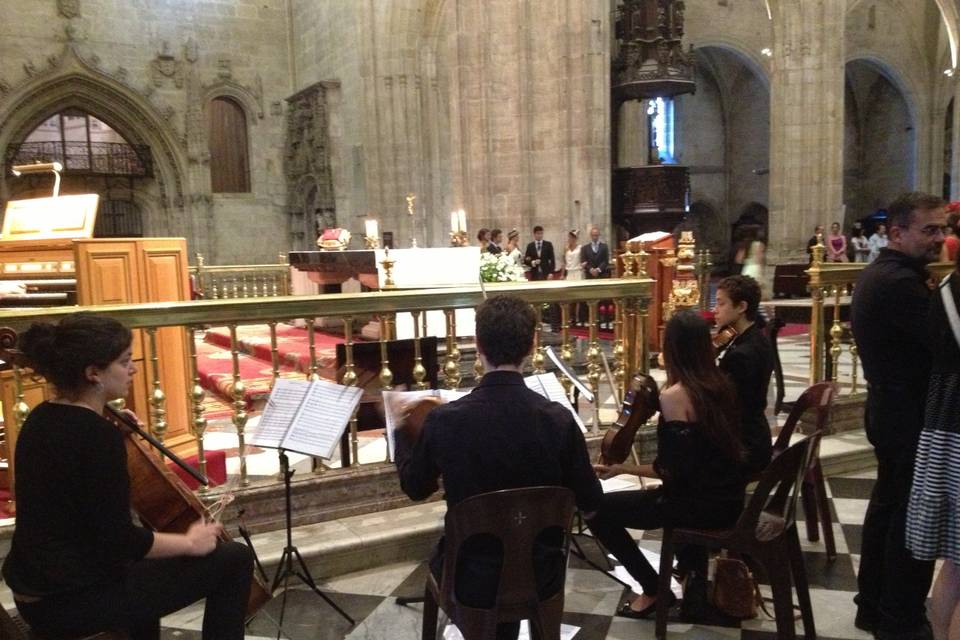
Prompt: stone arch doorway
<box><xmin>675</xmin><ymin>44</ymin><xmax>771</xmax><ymax>266</ymax></box>
<box><xmin>843</xmin><ymin>58</ymin><xmax>917</xmax><ymax>225</ymax></box>
<box><xmin>0</xmin><ymin>45</ymin><xmax>190</xmax><ymax>243</ymax></box>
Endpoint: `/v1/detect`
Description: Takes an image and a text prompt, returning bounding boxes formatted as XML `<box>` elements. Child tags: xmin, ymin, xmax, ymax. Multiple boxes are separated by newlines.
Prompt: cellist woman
<box><xmin>586</xmin><ymin>311</ymin><xmax>746</xmax><ymax>620</ymax></box>
<box><xmin>2</xmin><ymin>313</ymin><xmax>253</xmax><ymax>640</ymax></box>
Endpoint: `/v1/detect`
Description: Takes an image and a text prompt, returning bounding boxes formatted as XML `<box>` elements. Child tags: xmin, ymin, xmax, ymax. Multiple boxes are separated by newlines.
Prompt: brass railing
<box><xmin>190</xmin><ymin>253</ymin><xmax>292</xmax><ymax>300</ymax></box>
<box><xmin>1</xmin><ymin>277</ymin><xmax>653</xmax><ymax>487</ymax></box>
<box><xmin>806</xmin><ymin>239</ymin><xmax>953</xmax><ymax>389</ymax></box>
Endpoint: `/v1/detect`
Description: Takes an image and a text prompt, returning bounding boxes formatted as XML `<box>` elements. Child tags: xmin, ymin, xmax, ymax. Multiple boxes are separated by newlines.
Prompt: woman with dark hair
<box><xmin>827</xmin><ymin>221</ymin><xmax>848</xmax><ymax>262</ymax></box>
<box><xmin>2</xmin><ymin>313</ymin><xmax>253</xmax><ymax>640</ymax></box>
<box><xmin>587</xmin><ymin>311</ymin><xmax>746</xmax><ymax>619</ymax></box>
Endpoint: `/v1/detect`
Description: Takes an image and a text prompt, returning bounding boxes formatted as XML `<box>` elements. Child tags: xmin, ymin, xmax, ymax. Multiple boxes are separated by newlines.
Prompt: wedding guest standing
<box><xmin>580</xmin><ymin>226</ymin><xmax>610</xmax><ymax>279</ymax></box>
<box><xmin>524</xmin><ymin>225</ymin><xmax>556</xmax><ymax>280</ymax></box>
<box><xmin>827</xmin><ymin>221</ymin><xmax>848</xmax><ymax>262</ymax></box>
<box><xmin>868</xmin><ymin>223</ymin><xmax>889</xmax><ymax>263</ymax></box>
<box><xmin>506</xmin><ymin>229</ymin><xmax>523</xmax><ymax>268</ymax></box>
<box><xmin>851</xmin><ymin>223</ymin><xmax>870</xmax><ymax>263</ymax></box>
<box><xmin>562</xmin><ymin>230</ymin><xmax>582</xmax><ymax>281</ymax></box>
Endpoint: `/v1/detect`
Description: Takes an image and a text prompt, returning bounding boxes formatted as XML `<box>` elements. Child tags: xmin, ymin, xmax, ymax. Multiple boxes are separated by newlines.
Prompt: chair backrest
<box><xmin>772</xmin><ymin>382</ymin><xmax>837</xmax><ymax>455</ymax></box>
<box><xmin>735</xmin><ymin>433</ymin><xmax>821</xmax><ymax>543</ymax></box>
<box><xmin>762</xmin><ymin>317</ymin><xmax>786</xmax><ymax>414</ymax></box>
<box><xmin>440</xmin><ymin>486</ymin><xmax>576</xmax><ymax>610</ymax></box>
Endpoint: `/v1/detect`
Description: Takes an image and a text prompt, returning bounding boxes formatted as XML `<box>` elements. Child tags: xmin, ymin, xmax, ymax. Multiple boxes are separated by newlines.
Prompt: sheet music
<box><xmin>524</xmin><ymin>372</ymin><xmax>587</xmax><ymax>433</ymax></box>
<box><xmin>247</xmin><ymin>379</ymin><xmax>309</xmax><ymax>449</ymax></box>
<box><xmin>282</xmin><ymin>378</ymin><xmax>362</xmax><ymax>459</ymax></box>
<box><xmin>544</xmin><ymin>346</ymin><xmax>594</xmax><ymax>402</ymax></box>
<box><xmin>383</xmin><ymin>388</ymin><xmax>471</xmax><ymax>462</ymax></box>
<box><xmin>247</xmin><ymin>378</ymin><xmax>361</xmax><ymax>459</ymax></box>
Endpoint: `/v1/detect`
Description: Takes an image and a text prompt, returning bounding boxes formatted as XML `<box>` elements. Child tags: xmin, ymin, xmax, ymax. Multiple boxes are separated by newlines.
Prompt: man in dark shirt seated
<box><xmin>395</xmin><ymin>295</ymin><xmax>602</xmax><ymax>640</ymax></box>
<box><xmin>851</xmin><ymin>192</ymin><xmax>946</xmax><ymax>640</ymax></box>
<box><xmin>713</xmin><ymin>275</ymin><xmax>774</xmax><ymax>476</ymax></box>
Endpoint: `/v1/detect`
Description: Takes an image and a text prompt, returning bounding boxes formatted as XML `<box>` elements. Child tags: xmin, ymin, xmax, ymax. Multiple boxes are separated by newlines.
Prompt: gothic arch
<box><xmin>692</xmin><ymin>40</ymin><xmax>772</xmax><ymax>91</ymax></box>
<box><xmin>846</xmin><ymin>0</ymin><xmax>960</xmax><ymax>69</ymax></box>
<box><xmin>0</xmin><ymin>45</ymin><xmax>188</xmax><ymax>229</ymax></box>
<box><xmin>202</xmin><ymin>80</ymin><xmax>263</xmax><ymax>122</ymax></box>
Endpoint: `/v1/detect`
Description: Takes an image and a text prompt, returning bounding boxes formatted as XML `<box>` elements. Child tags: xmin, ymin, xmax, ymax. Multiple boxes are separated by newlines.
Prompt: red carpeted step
<box><xmin>194</xmin><ymin>338</ymin><xmax>302</xmax><ymax>409</ymax></box>
<box><xmin>203</xmin><ymin>324</ymin><xmax>353</xmax><ymax>376</ymax></box>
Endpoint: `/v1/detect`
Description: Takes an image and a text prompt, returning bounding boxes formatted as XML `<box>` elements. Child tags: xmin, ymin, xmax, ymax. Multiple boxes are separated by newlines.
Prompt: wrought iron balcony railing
<box><xmin>6</xmin><ymin>141</ymin><xmax>153</xmax><ymax>178</ymax></box>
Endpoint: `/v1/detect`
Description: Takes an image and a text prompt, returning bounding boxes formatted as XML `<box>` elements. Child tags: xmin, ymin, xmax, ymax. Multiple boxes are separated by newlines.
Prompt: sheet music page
<box><xmin>544</xmin><ymin>346</ymin><xmax>594</xmax><ymax>402</ymax></box>
<box><xmin>280</xmin><ymin>378</ymin><xmax>363</xmax><ymax>459</ymax></box>
<box><xmin>524</xmin><ymin>372</ymin><xmax>587</xmax><ymax>433</ymax></box>
<box><xmin>383</xmin><ymin>389</ymin><xmax>442</xmax><ymax>463</ymax></box>
<box><xmin>247</xmin><ymin>378</ymin><xmax>310</xmax><ymax>449</ymax></box>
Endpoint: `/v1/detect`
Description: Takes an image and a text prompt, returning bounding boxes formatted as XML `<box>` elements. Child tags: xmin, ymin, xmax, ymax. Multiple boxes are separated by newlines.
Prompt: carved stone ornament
<box><xmin>57</xmin><ymin>0</ymin><xmax>81</xmax><ymax>19</ymax></box>
<box><xmin>284</xmin><ymin>83</ymin><xmax>337</xmax><ymax>236</ymax></box>
<box><xmin>151</xmin><ymin>42</ymin><xmax>183</xmax><ymax>88</ymax></box>
<box><xmin>184</xmin><ymin>38</ymin><xmax>199</xmax><ymax>64</ymax></box>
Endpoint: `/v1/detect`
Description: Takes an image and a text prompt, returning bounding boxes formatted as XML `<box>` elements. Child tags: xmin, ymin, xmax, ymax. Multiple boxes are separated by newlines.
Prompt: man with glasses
<box><xmin>852</xmin><ymin>192</ymin><xmax>947</xmax><ymax>640</ymax></box>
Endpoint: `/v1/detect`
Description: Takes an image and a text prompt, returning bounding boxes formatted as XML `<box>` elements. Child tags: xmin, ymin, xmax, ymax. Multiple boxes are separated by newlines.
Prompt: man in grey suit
<box><xmin>580</xmin><ymin>225</ymin><xmax>610</xmax><ymax>279</ymax></box>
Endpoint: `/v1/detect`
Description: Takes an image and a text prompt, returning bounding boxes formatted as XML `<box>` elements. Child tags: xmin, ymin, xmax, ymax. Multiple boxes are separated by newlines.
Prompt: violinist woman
<box><xmin>713</xmin><ymin>275</ymin><xmax>774</xmax><ymax>475</ymax></box>
<box><xmin>586</xmin><ymin>311</ymin><xmax>746</xmax><ymax>619</ymax></box>
<box><xmin>2</xmin><ymin>314</ymin><xmax>253</xmax><ymax>640</ymax></box>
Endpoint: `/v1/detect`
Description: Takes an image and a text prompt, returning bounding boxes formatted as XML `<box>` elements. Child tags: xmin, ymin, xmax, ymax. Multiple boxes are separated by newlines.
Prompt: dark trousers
<box><xmin>857</xmin><ymin>389</ymin><xmax>935</xmax><ymax>632</ymax></box>
<box><xmin>587</xmin><ymin>488</ymin><xmax>740</xmax><ymax>596</ymax></box>
<box><xmin>857</xmin><ymin>446</ymin><xmax>935</xmax><ymax>631</ymax></box>
<box><xmin>17</xmin><ymin>541</ymin><xmax>253</xmax><ymax>640</ymax></box>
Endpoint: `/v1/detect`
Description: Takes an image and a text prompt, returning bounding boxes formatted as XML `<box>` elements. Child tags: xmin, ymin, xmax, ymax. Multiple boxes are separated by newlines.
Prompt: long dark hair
<box><xmin>662</xmin><ymin>311</ymin><xmax>744</xmax><ymax>463</ymax></box>
<box><xmin>19</xmin><ymin>313</ymin><xmax>132</xmax><ymax>398</ymax></box>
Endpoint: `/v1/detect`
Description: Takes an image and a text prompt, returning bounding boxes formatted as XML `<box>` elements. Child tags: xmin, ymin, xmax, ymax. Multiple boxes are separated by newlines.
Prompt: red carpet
<box><xmin>568</xmin><ymin>327</ymin><xmax>615</xmax><ymax>341</ymax></box>
<box><xmin>0</xmin><ymin>489</ymin><xmax>12</xmax><ymax>519</ymax></box>
<box><xmin>779</xmin><ymin>323</ymin><xmax>809</xmax><ymax>337</ymax></box>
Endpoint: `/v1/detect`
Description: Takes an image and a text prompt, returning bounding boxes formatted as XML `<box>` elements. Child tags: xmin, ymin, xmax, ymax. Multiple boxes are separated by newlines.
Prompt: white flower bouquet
<box><xmin>479</xmin><ymin>252</ymin><xmax>525</xmax><ymax>283</ymax></box>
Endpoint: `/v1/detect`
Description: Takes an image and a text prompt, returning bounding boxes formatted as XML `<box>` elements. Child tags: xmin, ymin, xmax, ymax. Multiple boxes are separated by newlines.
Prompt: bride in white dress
<box><xmin>563</xmin><ymin>230</ymin><xmax>582</xmax><ymax>280</ymax></box>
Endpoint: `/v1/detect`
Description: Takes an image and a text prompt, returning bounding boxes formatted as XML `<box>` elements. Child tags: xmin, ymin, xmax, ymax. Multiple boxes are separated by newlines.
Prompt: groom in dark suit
<box><xmin>580</xmin><ymin>225</ymin><xmax>610</xmax><ymax>279</ymax></box>
<box><xmin>523</xmin><ymin>225</ymin><xmax>556</xmax><ymax>280</ymax></box>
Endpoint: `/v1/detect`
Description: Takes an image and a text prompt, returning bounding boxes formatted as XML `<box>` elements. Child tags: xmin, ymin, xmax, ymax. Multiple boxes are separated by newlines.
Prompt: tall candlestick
<box><xmin>365</xmin><ymin>218</ymin><xmax>379</xmax><ymax>239</ymax></box>
<box><xmin>450</xmin><ymin>211</ymin><xmax>460</xmax><ymax>233</ymax></box>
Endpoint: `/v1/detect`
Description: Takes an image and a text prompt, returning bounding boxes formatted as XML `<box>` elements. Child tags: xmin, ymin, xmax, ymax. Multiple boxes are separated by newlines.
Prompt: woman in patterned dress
<box><xmin>906</xmin><ymin>250</ymin><xmax>960</xmax><ymax>640</ymax></box>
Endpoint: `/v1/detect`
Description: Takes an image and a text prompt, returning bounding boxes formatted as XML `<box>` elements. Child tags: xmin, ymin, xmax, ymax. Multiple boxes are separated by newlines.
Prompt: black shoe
<box><xmin>679</xmin><ymin>571</ymin><xmax>710</xmax><ymax>622</ymax></box>
<box><xmin>874</xmin><ymin>621</ymin><xmax>933</xmax><ymax>640</ymax></box>
<box><xmin>616</xmin><ymin>593</ymin><xmax>678</xmax><ymax>620</ymax></box>
<box><xmin>854</xmin><ymin>606</ymin><xmax>878</xmax><ymax>633</ymax></box>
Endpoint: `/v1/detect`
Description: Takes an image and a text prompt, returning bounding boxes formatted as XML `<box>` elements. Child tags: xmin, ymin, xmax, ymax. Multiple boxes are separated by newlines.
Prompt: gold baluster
<box><xmin>341</xmin><ymin>317</ymin><xmax>360</xmax><ymax>466</ymax></box>
<box><xmin>443</xmin><ymin>309</ymin><xmax>461</xmax><ymax>389</ymax></box>
<box><xmin>145</xmin><ymin>327</ymin><xmax>168</xmax><ymax>448</ymax></box>
<box><xmin>808</xmin><ymin>234</ymin><xmax>826</xmax><ymax>384</ymax></box>
<box><xmin>241</xmin><ymin>275</ymin><xmax>249</xmax><ymax>299</ymax></box>
<box><xmin>305</xmin><ymin>318</ymin><xmax>319</xmax><ymax>380</ymax></box>
<box><xmin>411</xmin><ymin>310</ymin><xmax>429</xmax><ymax>389</ymax></box>
<box><xmin>558</xmin><ymin>302</ymin><xmax>574</xmax><ymax>399</ymax></box>
<box><xmin>587</xmin><ymin>300</ymin><xmax>602</xmax><ymax>433</ymax></box>
<box><xmin>612</xmin><ymin>300</ymin><xmax>626</xmax><ymax>400</ymax></box>
<box><xmin>379</xmin><ymin>314</ymin><xmax>395</xmax><ymax>390</ymax></box>
<box><xmin>280</xmin><ymin>252</ymin><xmax>291</xmax><ymax>296</ymax></box>
<box><xmin>268</xmin><ymin>321</ymin><xmax>281</xmax><ymax>381</ymax></box>
<box><xmin>194</xmin><ymin>253</ymin><xmax>206</xmax><ymax>299</ymax></box>
<box><xmin>849</xmin><ymin>318</ymin><xmax>860</xmax><ymax>394</ymax></box>
<box><xmin>11</xmin><ymin>364</ymin><xmax>30</xmax><ymax>436</ymax></box>
<box><xmin>227</xmin><ymin>324</ymin><xmax>249</xmax><ymax>486</ymax></box>
<box><xmin>636</xmin><ymin>299</ymin><xmax>649</xmax><ymax>376</ymax></box>
<box><xmin>532</xmin><ymin>305</ymin><xmax>546</xmax><ymax>374</ymax></box>
<box><xmin>211</xmin><ymin>280</ymin><xmax>220</xmax><ymax>300</ymax></box>
<box><xmin>186</xmin><ymin>326</ymin><xmax>209</xmax><ymax>495</ymax></box>
<box><xmin>829</xmin><ymin>285</ymin><xmax>843</xmax><ymax>384</ymax></box>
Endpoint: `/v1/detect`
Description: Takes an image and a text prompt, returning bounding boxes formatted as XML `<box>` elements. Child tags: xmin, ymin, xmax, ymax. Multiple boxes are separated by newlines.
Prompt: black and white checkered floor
<box><xmin>155</xmin><ymin>467</ymin><xmax>881</xmax><ymax>639</ymax></box>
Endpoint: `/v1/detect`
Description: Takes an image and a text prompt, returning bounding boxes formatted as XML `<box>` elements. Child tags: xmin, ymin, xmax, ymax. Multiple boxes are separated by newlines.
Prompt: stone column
<box><xmin>767</xmin><ymin>0</ymin><xmax>846</xmax><ymax>264</ymax></box>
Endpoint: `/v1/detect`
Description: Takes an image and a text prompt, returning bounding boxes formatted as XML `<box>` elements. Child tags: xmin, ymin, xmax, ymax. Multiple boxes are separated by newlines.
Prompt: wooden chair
<box><xmin>0</xmin><ymin>606</ymin><xmax>129</xmax><ymax>640</ymax></box>
<box><xmin>655</xmin><ymin>434</ymin><xmax>822</xmax><ymax>640</ymax></box>
<box><xmin>421</xmin><ymin>486</ymin><xmax>576</xmax><ymax>640</ymax></box>
<box><xmin>771</xmin><ymin>382</ymin><xmax>838</xmax><ymax>560</ymax></box>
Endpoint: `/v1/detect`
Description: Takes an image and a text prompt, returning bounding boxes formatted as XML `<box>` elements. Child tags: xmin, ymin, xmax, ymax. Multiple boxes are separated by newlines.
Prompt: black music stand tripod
<box><xmin>270</xmin><ymin>450</ymin><xmax>354</xmax><ymax>628</ymax></box>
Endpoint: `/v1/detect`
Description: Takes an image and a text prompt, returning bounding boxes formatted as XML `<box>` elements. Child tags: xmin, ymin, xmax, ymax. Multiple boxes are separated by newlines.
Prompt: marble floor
<box><xmin>148</xmin><ymin>467</ymin><xmax>888</xmax><ymax>640</ymax></box>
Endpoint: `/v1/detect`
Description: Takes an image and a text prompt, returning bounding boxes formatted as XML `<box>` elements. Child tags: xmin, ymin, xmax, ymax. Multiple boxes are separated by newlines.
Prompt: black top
<box><xmin>2</xmin><ymin>402</ymin><xmax>154</xmax><ymax>597</ymax></box>
<box><xmin>486</xmin><ymin>242</ymin><xmax>502</xmax><ymax>255</ymax></box>
<box><xmin>718</xmin><ymin>323</ymin><xmax>774</xmax><ymax>474</ymax></box>
<box><xmin>930</xmin><ymin>271</ymin><xmax>960</xmax><ymax>375</ymax></box>
<box><xmin>523</xmin><ymin>240</ymin><xmax>556</xmax><ymax>280</ymax></box>
<box><xmin>851</xmin><ymin>248</ymin><xmax>933</xmax><ymax>394</ymax></box>
<box><xmin>653</xmin><ymin>417</ymin><xmax>747</xmax><ymax>514</ymax></box>
<box><xmin>395</xmin><ymin>371</ymin><xmax>602</xmax><ymax>513</ymax></box>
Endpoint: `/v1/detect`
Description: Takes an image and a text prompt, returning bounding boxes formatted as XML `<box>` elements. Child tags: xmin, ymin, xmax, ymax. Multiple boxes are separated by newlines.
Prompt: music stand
<box><xmin>270</xmin><ymin>450</ymin><xmax>354</xmax><ymax>627</ymax></box>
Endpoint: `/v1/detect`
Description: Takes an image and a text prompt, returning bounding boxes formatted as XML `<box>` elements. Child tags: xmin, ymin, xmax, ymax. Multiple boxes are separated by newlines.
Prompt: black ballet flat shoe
<box><xmin>616</xmin><ymin>593</ymin><xmax>677</xmax><ymax>620</ymax></box>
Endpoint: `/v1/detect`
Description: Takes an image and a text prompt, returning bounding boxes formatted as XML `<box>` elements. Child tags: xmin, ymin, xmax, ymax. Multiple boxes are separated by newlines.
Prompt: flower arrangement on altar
<box><xmin>947</xmin><ymin>201</ymin><xmax>960</xmax><ymax>214</ymax></box>
<box><xmin>479</xmin><ymin>252</ymin><xmax>525</xmax><ymax>282</ymax></box>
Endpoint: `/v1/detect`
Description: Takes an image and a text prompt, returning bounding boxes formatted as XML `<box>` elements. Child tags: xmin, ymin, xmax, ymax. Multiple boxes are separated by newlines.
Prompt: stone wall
<box><xmin>0</xmin><ymin>0</ymin><xmax>292</xmax><ymax>264</ymax></box>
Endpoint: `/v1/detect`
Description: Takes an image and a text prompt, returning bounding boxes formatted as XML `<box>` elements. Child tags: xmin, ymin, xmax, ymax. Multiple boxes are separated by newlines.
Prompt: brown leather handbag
<box><xmin>711</xmin><ymin>556</ymin><xmax>759</xmax><ymax>619</ymax></box>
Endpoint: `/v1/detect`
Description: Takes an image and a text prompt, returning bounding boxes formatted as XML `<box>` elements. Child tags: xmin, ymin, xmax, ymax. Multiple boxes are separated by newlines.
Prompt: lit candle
<box><xmin>450</xmin><ymin>211</ymin><xmax>459</xmax><ymax>232</ymax></box>
<box><xmin>458</xmin><ymin>209</ymin><xmax>466</xmax><ymax>234</ymax></box>
<box><xmin>365</xmin><ymin>218</ymin><xmax>379</xmax><ymax>239</ymax></box>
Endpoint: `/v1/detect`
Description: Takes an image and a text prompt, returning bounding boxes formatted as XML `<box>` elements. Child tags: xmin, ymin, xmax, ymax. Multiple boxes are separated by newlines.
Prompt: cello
<box><xmin>0</xmin><ymin>329</ymin><xmax>270</xmax><ymax>619</ymax></box>
<box><xmin>598</xmin><ymin>371</ymin><xmax>660</xmax><ymax>466</ymax></box>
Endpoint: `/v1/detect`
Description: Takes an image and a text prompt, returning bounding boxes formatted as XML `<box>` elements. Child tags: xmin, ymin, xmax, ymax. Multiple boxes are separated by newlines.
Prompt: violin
<box><xmin>599</xmin><ymin>372</ymin><xmax>660</xmax><ymax>465</ymax></box>
<box><xmin>393</xmin><ymin>395</ymin><xmax>444</xmax><ymax>445</ymax></box>
<box><xmin>712</xmin><ymin>324</ymin><xmax>739</xmax><ymax>354</ymax></box>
